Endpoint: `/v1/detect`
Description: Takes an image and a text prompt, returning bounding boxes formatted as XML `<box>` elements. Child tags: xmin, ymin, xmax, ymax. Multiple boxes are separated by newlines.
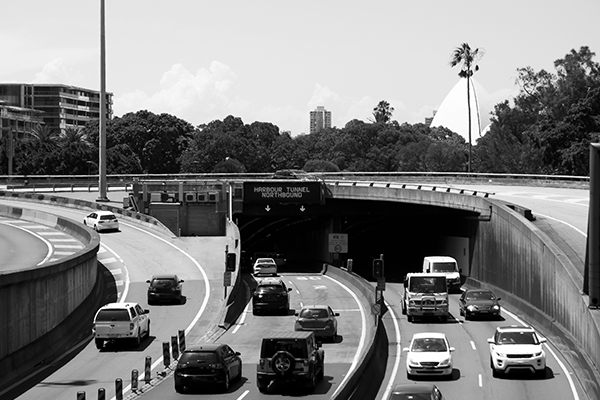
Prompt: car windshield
<box><xmin>431</xmin><ymin>262</ymin><xmax>456</xmax><ymax>272</ymax></box>
<box><xmin>151</xmin><ymin>278</ymin><xmax>176</xmax><ymax>288</ymax></box>
<box><xmin>261</xmin><ymin>340</ymin><xmax>307</xmax><ymax>358</ymax></box>
<box><xmin>96</xmin><ymin>309</ymin><xmax>130</xmax><ymax>321</ymax></box>
<box><xmin>409</xmin><ymin>277</ymin><xmax>446</xmax><ymax>293</ymax></box>
<box><xmin>467</xmin><ymin>291</ymin><xmax>494</xmax><ymax>301</ymax></box>
<box><xmin>498</xmin><ymin>331</ymin><xmax>538</xmax><ymax>345</ymax></box>
<box><xmin>411</xmin><ymin>338</ymin><xmax>448</xmax><ymax>352</ymax></box>
<box><xmin>100</xmin><ymin>214</ymin><xmax>116</xmax><ymax>221</ymax></box>
<box><xmin>300</xmin><ymin>308</ymin><xmax>329</xmax><ymax>318</ymax></box>
<box><xmin>256</xmin><ymin>263</ymin><xmax>274</xmax><ymax>269</ymax></box>
<box><xmin>257</xmin><ymin>284</ymin><xmax>284</xmax><ymax>293</ymax></box>
<box><xmin>179</xmin><ymin>350</ymin><xmax>218</xmax><ymax>363</ymax></box>
<box><xmin>256</xmin><ymin>258</ymin><xmax>274</xmax><ymax>264</ymax></box>
<box><xmin>391</xmin><ymin>393</ymin><xmax>432</xmax><ymax>400</ymax></box>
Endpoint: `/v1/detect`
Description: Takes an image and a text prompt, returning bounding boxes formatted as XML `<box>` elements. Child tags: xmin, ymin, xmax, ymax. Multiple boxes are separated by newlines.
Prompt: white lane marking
<box><xmin>232</xmin><ymin>302</ymin><xmax>250</xmax><ymax>334</ymax></box>
<box><xmin>109</xmin><ymin>221</ymin><xmax>211</xmax><ymax>400</ymax></box>
<box><xmin>535</xmin><ymin>212</ymin><xmax>587</xmax><ymax>237</ymax></box>
<box><xmin>100</xmin><ymin>257</ymin><xmax>118</xmax><ymax>265</ymax></box>
<box><xmin>380</xmin><ymin>299</ymin><xmax>401</xmax><ymax>400</ymax></box>
<box><xmin>36</xmin><ymin>232</ymin><xmax>65</xmax><ymax>236</ymax></box>
<box><xmin>52</xmin><ymin>244</ymin><xmax>82</xmax><ymax>249</ymax></box>
<box><xmin>99</xmin><ymin>242</ymin><xmax>130</xmax><ymax>303</ymax></box>
<box><xmin>471</xmin><ymin>340</ymin><xmax>476</xmax><ymax>350</ymax></box>
<box><xmin>324</xmin><ymin>274</ymin><xmax>367</xmax><ymax>399</ymax></box>
<box><xmin>2</xmin><ymin>222</ymin><xmax>53</xmax><ymax>265</ymax></box>
<box><xmin>237</xmin><ymin>390</ymin><xmax>250</xmax><ymax>399</ymax></box>
<box><xmin>502</xmin><ymin>308</ymin><xmax>580</xmax><ymax>400</ymax></box>
<box><xmin>479</xmin><ymin>373</ymin><xmax>483</xmax><ymax>387</ymax></box>
<box><xmin>48</xmin><ymin>238</ymin><xmax>78</xmax><ymax>242</ymax></box>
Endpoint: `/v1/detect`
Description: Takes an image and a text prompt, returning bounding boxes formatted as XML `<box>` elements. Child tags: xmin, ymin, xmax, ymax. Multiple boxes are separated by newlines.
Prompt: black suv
<box><xmin>256</xmin><ymin>331</ymin><xmax>324</xmax><ymax>393</ymax></box>
<box><xmin>252</xmin><ymin>277</ymin><xmax>292</xmax><ymax>315</ymax></box>
<box><xmin>174</xmin><ymin>343</ymin><xmax>242</xmax><ymax>393</ymax></box>
<box><xmin>146</xmin><ymin>274</ymin><xmax>184</xmax><ymax>304</ymax></box>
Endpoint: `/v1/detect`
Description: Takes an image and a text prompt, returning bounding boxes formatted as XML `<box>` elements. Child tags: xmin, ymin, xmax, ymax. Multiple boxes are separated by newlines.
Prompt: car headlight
<box><xmin>439</xmin><ymin>357</ymin><xmax>451</xmax><ymax>366</ymax></box>
<box><xmin>495</xmin><ymin>351</ymin><xmax>506</xmax><ymax>357</ymax></box>
<box><xmin>257</xmin><ymin>294</ymin><xmax>263</xmax><ymax>299</ymax></box>
<box><xmin>534</xmin><ymin>351</ymin><xmax>543</xmax><ymax>357</ymax></box>
<box><xmin>407</xmin><ymin>357</ymin><xmax>420</xmax><ymax>367</ymax></box>
<box><xmin>467</xmin><ymin>305</ymin><xmax>477</xmax><ymax>311</ymax></box>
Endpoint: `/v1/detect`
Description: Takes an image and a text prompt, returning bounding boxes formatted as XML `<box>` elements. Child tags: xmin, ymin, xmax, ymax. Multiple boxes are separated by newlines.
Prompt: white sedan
<box><xmin>83</xmin><ymin>210</ymin><xmax>119</xmax><ymax>232</ymax></box>
<box><xmin>403</xmin><ymin>332</ymin><xmax>455</xmax><ymax>379</ymax></box>
<box><xmin>253</xmin><ymin>257</ymin><xmax>277</xmax><ymax>276</ymax></box>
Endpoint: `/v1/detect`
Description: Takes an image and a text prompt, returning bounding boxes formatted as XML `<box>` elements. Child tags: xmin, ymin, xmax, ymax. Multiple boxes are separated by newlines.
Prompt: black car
<box><xmin>174</xmin><ymin>344</ymin><xmax>242</xmax><ymax>393</ymax></box>
<box><xmin>459</xmin><ymin>288</ymin><xmax>501</xmax><ymax>320</ymax></box>
<box><xmin>252</xmin><ymin>277</ymin><xmax>292</xmax><ymax>315</ymax></box>
<box><xmin>146</xmin><ymin>274</ymin><xmax>184</xmax><ymax>304</ymax></box>
<box><xmin>388</xmin><ymin>383</ymin><xmax>444</xmax><ymax>399</ymax></box>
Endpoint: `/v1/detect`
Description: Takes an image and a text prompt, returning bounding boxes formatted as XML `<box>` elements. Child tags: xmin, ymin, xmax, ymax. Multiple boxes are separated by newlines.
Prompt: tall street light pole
<box><xmin>98</xmin><ymin>0</ymin><xmax>109</xmax><ymax>201</ymax></box>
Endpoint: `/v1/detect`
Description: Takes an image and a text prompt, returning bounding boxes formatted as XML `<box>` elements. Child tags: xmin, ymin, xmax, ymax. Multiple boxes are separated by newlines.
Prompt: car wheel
<box><xmin>83</xmin><ymin>220</ymin><xmax>87</xmax><ymax>225</ymax></box>
<box><xmin>146</xmin><ymin>322</ymin><xmax>151</xmax><ymax>339</ymax></box>
<box><xmin>93</xmin><ymin>224</ymin><xmax>99</xmax><ymax>232</ymax></box>
<box><xmin>95</xmin><ymin>338</ymin><xmax>104</xmax><ymax>350</ymax></box>
<box><xmin>222</xmin><ymin>371</ymin><xmax>230</xmax><ymax>392</ymax></box>
<box><xmin>407</xmin><ymin>315</ymin><xmax>413</xmax><ymax>323</ymax></box>
<box><xmin>317</xmin><ymin>360</ymin><xmax>324</xmax><ymax>380</ymax></box>
<box><xmin>174</xmin><ymin>383</ymin><xmax>184</xmax><ymax>393</ymax></box>
<box><xmin>440</xmin><ymin>316</ymin><xmax>448</xmax><ymax>323</ymax></box>
<box><xmin>133</xmin><ymin>330</ymin><xmax>141</xmax><ymax>347</ymax></box>
<box><xmin>464</xmin><ymin>313</ymin><xmax>470</xmax><ymax>321</ymax></box>
<box><xmin>406</xmin><ymin>371</ymin><xmax>413</xmax><ymax>380</ymax></box>
<box><xmin>536</xmin><ymin>368</ymin><xmax>546</xmax><ymax>379</ymax></box>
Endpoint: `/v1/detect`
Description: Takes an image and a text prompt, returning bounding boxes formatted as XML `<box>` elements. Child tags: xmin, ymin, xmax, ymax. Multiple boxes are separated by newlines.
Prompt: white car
<box><xmin>83</xmin><ymin>210</ymin><xmax>119</xmax><ymax>232</ymax></box>
<box><xmin>253</xmin><ymin>257</ymin><xmax>277</xmax><ymax>276</ymax></box>
<box><xmin>92</xmin><ymin>302</ymin><xmax>150</xmax><ymax>349</ymax></box>
<box><xmin>487</xmin><ymin>325</ymin><xmax>547</xmax><ymax>377</ymax></box>
<box><xmin>403</xmin><ymin>332</ymin><xmax>454</xmax><ymax>379</ymax></box>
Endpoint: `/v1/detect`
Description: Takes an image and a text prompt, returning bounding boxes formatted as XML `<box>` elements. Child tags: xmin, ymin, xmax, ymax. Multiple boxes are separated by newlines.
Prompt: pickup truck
<box><xmin>92</xmin><ymin>302</ymin><xmax>150</xmax><ymax>349</ymax></box>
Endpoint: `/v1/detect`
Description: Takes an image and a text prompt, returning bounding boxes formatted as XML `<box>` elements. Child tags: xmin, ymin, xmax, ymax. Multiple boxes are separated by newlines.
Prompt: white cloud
<box><xmin>33</xmin><ymin>58</ymin><xmax>83</xmax><ymax>84</ymax></box>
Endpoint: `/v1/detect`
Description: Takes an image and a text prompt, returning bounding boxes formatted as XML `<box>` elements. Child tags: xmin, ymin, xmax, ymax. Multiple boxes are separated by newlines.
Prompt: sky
<box><xmin>1</xmin><ymin>0</ymin><xmax>599</xmax><ymax>138</ymax></box>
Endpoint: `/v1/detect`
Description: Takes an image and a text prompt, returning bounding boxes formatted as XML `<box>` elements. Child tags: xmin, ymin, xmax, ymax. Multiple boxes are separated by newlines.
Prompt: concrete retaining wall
<box><xmin>471</xmin><ymin>199</ymin><xmax>600</xmax><ymax>398</ymax></box>
<box><xmin>0</xmin><ymin>204</ymin><xmax>100</xmax><ymax>380</ymax></box>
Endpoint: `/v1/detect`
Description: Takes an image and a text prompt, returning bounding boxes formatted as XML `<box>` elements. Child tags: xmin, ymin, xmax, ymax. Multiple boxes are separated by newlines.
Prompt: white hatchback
<box><xmin>403</xmin><ymin>332</ymin><xmax>455</xmax><ymax>379</ymax></box>
<box><xmin>83</xmin><ymin>210</ymin><xmax>119</xmax><ymax>232</ymax></box>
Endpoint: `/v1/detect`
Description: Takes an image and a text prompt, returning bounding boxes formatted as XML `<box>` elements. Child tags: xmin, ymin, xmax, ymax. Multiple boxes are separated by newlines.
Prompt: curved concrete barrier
<box><xmin>0</xmin><ymin>203</ymin><xmax>100</xmax><ymax>386</ymax></box>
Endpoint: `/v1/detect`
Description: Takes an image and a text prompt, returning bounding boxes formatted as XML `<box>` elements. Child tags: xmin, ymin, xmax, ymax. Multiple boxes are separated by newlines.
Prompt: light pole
<box><xmin>97</xmin><ymin>0</ymin><xmax>109</xmax><ymax>201</ymax></box>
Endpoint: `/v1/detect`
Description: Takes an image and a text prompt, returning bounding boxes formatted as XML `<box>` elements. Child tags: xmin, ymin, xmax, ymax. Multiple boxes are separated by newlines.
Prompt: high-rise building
<box><xmin>0</xmin><ymin>83</ymin><xmax>113</xmax><ymax>137</ymax></box>
<box><xmin>309</xmin><ymin>106</ymin><xmax>331</xmax><ymax>134</ymax></box>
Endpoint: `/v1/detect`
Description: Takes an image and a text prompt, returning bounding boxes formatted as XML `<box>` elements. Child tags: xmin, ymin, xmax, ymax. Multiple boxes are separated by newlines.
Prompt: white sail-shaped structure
<box><xmin>430</xmin><ymin>78</ymin><xmax>492</xmax><ymax>142</ymax></box>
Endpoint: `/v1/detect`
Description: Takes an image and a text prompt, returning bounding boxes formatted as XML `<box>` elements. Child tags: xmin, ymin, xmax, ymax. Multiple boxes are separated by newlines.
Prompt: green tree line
<box><xmin>1</xmin><ymin>46</ymin><xmax>598</xmax><ymax>176</ymax></box>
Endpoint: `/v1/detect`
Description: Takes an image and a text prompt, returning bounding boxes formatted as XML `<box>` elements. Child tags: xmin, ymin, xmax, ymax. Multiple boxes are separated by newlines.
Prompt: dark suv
<box><xmin>252</xmin><ymin>277</ymin><xmax>292</xmax><ymax>315</ymax></box>
<box><xmin>174</xmin><ymin>343</ymin><xmax>242</xmax><ymax>393</ymax></box>
<box><xmin>146</xmin><ymin>274</ymin><xmax>184</xmax><ymax>304</ymax></box>
<box><xmin>256</xmin><ymin>331</ymin><xmax>324</xmax><ymax>393</ymax></box>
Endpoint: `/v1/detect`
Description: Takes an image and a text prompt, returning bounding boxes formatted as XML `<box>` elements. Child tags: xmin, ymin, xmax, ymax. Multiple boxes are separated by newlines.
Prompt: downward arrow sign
<box><xmin>265</xmin><ymin>205</ymin><xmax>271</xmax><ymax>212</ymax></box>
<box><xmin>300</xmin><ymin>206</ymin><xmax>305</xmax><ymax>212</ymax></box>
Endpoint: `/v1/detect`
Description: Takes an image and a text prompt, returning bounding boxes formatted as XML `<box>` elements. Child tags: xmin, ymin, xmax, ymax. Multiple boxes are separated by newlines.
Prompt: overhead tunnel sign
<box><xmin>243</xmin><ymin>182</ymin><xmax>323</xmax><ymax>204</ymax></box>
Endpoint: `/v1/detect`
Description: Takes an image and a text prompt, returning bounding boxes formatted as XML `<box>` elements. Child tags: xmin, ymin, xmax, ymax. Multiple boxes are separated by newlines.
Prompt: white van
<box><xmin>422</xmin><ymin>256</ymin><xmax>462</xmax><ymax>293</ymax></box>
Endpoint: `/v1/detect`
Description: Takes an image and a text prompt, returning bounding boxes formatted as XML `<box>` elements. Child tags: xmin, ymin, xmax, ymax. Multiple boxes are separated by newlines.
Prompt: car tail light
<box><xmin>259</xmin><ymin>359</ymin><xmax>265</xmax><ymax>366</ymax></box>
<box><xmin>130</xmin><ymin>323</ymin><xmax>134</xmax><ymax>330</ymax></box>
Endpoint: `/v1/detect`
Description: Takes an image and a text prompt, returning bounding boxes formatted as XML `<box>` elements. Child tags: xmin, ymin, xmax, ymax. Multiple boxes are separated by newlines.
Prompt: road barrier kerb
<box><xmin>324</xmin><ymin>265</ymin><xmax>379</xmax><ymax>400</ymax></box>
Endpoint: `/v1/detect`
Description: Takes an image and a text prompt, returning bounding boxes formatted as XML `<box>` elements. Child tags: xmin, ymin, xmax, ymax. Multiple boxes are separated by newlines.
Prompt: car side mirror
<box><xmin>496</xmin><ymin>297</ymin><xmax>501</xmax><ymax>301</ymax></box>
<box><xmin>316</xmin><ymin>341</ymin><xmax>322</xmax><ymax>348</ymax></box>
<box><xmin>146</xmin><ymin>280</ymin><xmax>151</xmax><ymax>283</ymax></box>
<box><xmin>539</xmin><ymin>338</ymin><xmax>547</xmax><ymax>343</ymax></box>
<box><xmin>288</xmin><ymin>288</ymin><xmax>292</xmax><ymax>292</ymax></box>
<box><xmin>180</xmin><ymin>280</ymin><xmax>185</xmax><ymax>283</ymax></box>
<box><xmin>235</xmin><ymin>351</ymin><xmax>241</xmax><ymax>356</ymax></box>
<box><xmin>449</xmin><ymin>347</ymin><xmax>455</xmax><ymax>352</ymax></box>
<box><xmin>487</xmin><ymin>338</ymin><xmax>494</xmax><ymax>344</ymax></box>
<box><xmin>334</xmin><ymin>313</ymin><xmax>340</xmax><ymax>317</ymax></box>
<box><xmin>144</xmin><ymin>309</ymin><xmax>150</xmax><ymax>314</ymax></box>
<box><xmin>402</xmin><ymin>347</ymin><xmax>409</xmax><ymax>352</ymax></box>
<box><xmin>294</xmin><ymin>312</ymin><xmax>299</xmax><ymax>316</ymax></box>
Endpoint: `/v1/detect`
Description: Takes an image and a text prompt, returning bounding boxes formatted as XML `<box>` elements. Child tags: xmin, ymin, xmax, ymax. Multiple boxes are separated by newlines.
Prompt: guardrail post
<box><xmin>178</xmin><ymin>329</ymin><xmax>185</xmax><ymax>353</ymax></box>
<box><xmin>115</xmin><ymin>378</ymin><xmax>123</xmax><ymax>400</ymax></box>
<box><xmin>163</xmin><ymin>341</ymin><xmax>171</xmax><ymax>368</ymax></box>
<box><xmin>76</xmin><ymin>391</ymin><xmax>85</xmax><ymax>400</ymax></box>
<box><xmin>144</xmin><ymin>356</ymin><xmax>152</xmax><ymax>384</ymax></box>
<box><xmin>98</xmin><ymin>388</ymin><xmax>105</xmax><ymax>400</ymax></box>
<box><xmin>171</xmin><ymin>335</ymin><xmax>179</xmax><ymax>360</ymax></box>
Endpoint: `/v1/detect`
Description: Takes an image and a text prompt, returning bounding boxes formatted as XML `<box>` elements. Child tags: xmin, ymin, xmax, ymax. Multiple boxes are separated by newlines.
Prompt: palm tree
<box><xmin>28</xmin><ymin>124</ymin><xmax>61</xmax><ymax>150</ymax></box>
<box><xmin>61</xmin><ymin>126</ymin><xmax>92</xmax><ymax>150</ymax></box>
<box><xmin>369</xmin><ymin>100</ymin><xmax>395</xmax><ymax>124</ymax></box>
<box><xmin>449</xmin><ymin>43</ymin><xmax>485</xmax><ymax>172</ymax></box>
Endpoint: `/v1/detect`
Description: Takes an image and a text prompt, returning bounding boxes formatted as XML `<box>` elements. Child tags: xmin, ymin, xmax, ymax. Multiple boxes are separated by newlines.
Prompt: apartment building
<box><xmin>0</xmin><ymin>83</ymin><xmax>113</xmax><ymax>136</ymax></box>
<box><xmin>309</xmin><ymin>106</ymin><xmax>331</xmax><ymax>134</ymax></box>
